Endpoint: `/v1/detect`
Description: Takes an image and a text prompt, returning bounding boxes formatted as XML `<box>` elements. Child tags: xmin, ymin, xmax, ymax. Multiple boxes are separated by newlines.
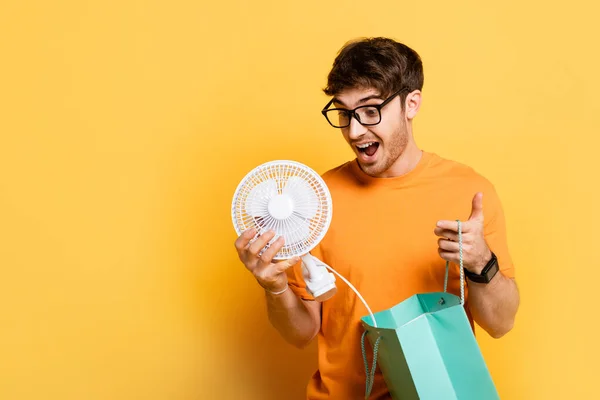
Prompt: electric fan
<box><xmin>232</xmin><ymin>159</ymin><xmax>380</xmax><ymax>397</ymax></box>
<box><xmin>231</xmin><ymin>160</ymin><xmax>337</xmax><ymax>300</ymax></box>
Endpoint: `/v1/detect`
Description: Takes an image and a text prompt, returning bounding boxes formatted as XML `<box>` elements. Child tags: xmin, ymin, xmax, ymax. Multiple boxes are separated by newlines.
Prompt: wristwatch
<box><xmin>464</xmin><ymin>252</ymin><xmax>499</xmax><ymax>284</ymax></box>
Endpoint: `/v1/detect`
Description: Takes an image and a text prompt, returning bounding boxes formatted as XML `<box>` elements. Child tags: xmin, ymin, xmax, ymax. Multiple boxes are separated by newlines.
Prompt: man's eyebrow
<box><xmin>332</xmin><ymin>94</ymin><xmax>383</xmax><ymax>108</ymax></box>
<box><xmin>357</xmin><ymin>94</ymin><xmax>383</xmax><ymax>104</ymax></box>
<box><xmin>331</xmin><ymin>97</ymin><xmax>347</xmax><ymax>107</ymax></box>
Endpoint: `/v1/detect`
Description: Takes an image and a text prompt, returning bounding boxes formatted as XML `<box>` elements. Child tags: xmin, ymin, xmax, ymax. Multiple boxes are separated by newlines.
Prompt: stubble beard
<box><xmin>359</xmin><ymin>122</ymin><xmax>409</xmax><ymax>177</ymax></box>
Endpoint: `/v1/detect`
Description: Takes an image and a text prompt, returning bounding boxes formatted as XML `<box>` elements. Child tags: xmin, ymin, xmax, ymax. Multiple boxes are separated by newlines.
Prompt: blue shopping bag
<box><xmin>360</xmin><ymin>221</ymin><xmax>500</xmax><ymax>399</ymax></box>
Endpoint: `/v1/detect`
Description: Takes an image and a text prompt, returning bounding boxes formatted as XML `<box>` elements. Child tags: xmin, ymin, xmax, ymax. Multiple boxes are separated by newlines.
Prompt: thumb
<box><xmin>275</xmin><ymin>256</ymin><xmax>301</xmax><ymax>273</ymax></box>
<box><xmin>468</xmin><ymin>192</ymin><xmax>484</xmax><ymax>222</ymax></box>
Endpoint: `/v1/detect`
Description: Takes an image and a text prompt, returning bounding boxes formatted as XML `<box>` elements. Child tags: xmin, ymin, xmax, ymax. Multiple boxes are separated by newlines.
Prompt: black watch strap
<box><xmin>464</xmin><ymin>252</ymin><xmax>499</xmax><ymax>284</ymax></box>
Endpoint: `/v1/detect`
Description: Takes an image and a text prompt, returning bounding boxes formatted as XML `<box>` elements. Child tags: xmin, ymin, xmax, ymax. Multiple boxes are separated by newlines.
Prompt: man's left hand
<box><xmin>434</xmin><ymin>192</ymin><xmax>492</xmax><ymax>274</ymax></box>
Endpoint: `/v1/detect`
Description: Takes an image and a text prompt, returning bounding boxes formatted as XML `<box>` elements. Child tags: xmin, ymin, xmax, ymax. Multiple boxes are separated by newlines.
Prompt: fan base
<box><xmin>315</xmin><ymin>286</ymin><xmax>337</xmax><ymax>302</ymax></box>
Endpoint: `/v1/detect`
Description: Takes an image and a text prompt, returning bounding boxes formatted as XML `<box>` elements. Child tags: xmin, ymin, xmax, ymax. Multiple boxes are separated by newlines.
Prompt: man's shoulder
<box><xmin>320</xmin><ymin>160</ymin><xmax>355</xmax><ymax>183</ymax></box>
<box><xmin>427</xmin><ymin>151</ymin><xmax>494</xmax><ymax>188</ymax></box>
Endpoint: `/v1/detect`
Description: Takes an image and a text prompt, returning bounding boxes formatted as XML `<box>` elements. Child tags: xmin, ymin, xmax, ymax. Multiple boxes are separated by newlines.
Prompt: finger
<box><xmin>438</xmin><ymin>248</ymin><xmax>459</xmax><ymax>263</ymax></box>
<box><xmin>234</xmin><ymin>228</ymin><xmax>257</xmax><ymax>253</ymax></box>
<box><xmin>468</xmin><ymin>192</ymin><xmax>484</xmax><ymax>222</ymax></box>
<box><xmin>248</xmin><ymin>230</ymin><xmax>277</xmax><ymax>257</ymax></box>
<box><xmin>436</xmin><ymin>219</ymin><xmax>473</xmax><ymax>233</ymax></box>
<box><xmin>273</xmin><ymin>255</ymin><xmax>302</xmax><ymax>274</ymax></box>
<box><xmin>258</xmin><ymin>236</ymin><xmax>285</xmax><ymax>266</ymax></box>
<box><xmin>438</xmin><ymin>237</ymin><xmax>459</xmax><ymax>252</ymax></box>
<box><xmin>253</xmin><ymin>255</ymin><xmax>301</xmax><ymax>283</ymax></box>
<box><xmin>433</xmin><ymin>227</ymin><xmax>459</xmax><ymax>241</ymax></box>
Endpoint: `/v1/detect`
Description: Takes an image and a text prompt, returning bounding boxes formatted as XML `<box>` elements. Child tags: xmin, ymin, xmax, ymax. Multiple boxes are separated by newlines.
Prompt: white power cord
<box><xmin>303</xmin><ymin>254</ymin><xmax>377</xmax><ymax>328</ymax></box>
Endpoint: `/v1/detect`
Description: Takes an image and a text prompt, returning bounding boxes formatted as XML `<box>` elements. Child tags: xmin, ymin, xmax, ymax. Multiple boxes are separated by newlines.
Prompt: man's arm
<box><xmin>266</xmin><ymin>289</ymin><xmax>321</xmax><ymax>348</ymax></box>
<box><xmin>235</xmin><ymin>228</ymin><xmax>321</xmax><ymax>349</ymax></box>
<box><xmin>467</xmin><ymin>270</ymin><xmax>520</xmax><ymax>338</ymax></box>
<box><xmin>435</xmin><ymin>192</ymin><xmax>520</xmax><ymax>339</ymax></box>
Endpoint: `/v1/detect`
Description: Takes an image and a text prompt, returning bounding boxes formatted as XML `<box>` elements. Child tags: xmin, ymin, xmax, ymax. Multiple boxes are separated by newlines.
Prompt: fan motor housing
<box><xmin>267</xmin><ymin>194</ymin><xmax>294</xmax><ymax>220</ymax></box>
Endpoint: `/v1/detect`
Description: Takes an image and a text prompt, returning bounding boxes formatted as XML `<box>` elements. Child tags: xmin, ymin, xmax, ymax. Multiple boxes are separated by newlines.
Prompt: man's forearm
<box><xmin>266</xmin><ymin>288</ymin><xmax>320</xmax><ymax>349</ymax></box>
<box><xmin>468</xmin><ymin>273</ymin><xmax>519</xmax><ymax>338</ymax></box>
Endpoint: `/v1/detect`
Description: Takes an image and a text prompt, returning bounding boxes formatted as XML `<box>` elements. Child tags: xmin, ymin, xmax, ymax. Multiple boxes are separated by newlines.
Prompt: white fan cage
<box><xmin>231</xmin><ymin>160</ymin><xmax>332</xmax><ymax>260</ymax></box>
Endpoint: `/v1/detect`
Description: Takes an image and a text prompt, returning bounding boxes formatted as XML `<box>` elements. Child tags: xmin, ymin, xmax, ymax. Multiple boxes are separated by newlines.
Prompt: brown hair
<box><xmin>323</xmin><ymin>37</ymin><xmax>424</xmax><ymax>107</ymax></box>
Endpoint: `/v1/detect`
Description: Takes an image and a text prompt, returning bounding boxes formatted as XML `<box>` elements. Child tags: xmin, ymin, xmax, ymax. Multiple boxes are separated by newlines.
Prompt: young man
<box><xmin>234</xmin><ymin>37</ymin><xmax>520</xmax><ymax>399</ymax></box>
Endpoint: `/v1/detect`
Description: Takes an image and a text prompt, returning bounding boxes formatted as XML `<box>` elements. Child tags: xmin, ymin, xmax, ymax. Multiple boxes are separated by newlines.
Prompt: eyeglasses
<box><xmin>321</xmin><ymin>87</ymin><xmax>409</xmax><ymax>128</ymax></box>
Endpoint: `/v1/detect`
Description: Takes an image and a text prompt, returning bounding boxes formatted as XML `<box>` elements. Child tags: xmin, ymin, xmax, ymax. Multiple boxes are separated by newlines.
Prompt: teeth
<box><xmin>357</xmin><ymin>142</ymin><xmax>375</xmax><ymax>149</ymax></box>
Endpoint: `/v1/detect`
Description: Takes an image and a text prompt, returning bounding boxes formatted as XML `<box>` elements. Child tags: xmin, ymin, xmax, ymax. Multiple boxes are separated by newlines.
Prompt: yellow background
<box><xmin>1</xmin><ymin>0</ymin><xmax>598</xmax><ymax>399</ymax></box>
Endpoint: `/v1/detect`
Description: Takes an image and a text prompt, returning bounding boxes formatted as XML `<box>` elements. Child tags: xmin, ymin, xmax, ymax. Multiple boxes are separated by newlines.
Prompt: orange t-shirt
<box><xmin>286</xmin><ymin>151</ymin><xmax>515</xmax><ymax>399</ymax></box>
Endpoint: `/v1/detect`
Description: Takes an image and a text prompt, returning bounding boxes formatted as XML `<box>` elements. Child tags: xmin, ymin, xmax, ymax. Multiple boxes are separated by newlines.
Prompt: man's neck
<box><xmin>380</xmin><ymin>140</ymin><xmax>423</xmax><ymax>178</ymax></box>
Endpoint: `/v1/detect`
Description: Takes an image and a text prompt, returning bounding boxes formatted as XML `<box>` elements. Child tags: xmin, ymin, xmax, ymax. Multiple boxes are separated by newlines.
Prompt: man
<box><xmin>234</xmin><ymin>37</ymin><xmax>520</xmax><ymax>399</ymax></box>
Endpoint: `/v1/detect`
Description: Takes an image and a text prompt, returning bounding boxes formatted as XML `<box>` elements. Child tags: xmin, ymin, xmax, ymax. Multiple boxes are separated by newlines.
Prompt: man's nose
<box><xmin>347</xmin><ymin>114</ymin><xmax>367</xmax><ymax>139</ymax></box>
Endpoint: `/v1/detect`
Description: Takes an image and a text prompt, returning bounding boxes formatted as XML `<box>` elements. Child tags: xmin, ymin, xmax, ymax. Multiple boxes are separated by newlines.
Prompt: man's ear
<box><xmin>404</xmin><ymin>90</ymin><xmax>422</xmax><ymax>120</ymax></box>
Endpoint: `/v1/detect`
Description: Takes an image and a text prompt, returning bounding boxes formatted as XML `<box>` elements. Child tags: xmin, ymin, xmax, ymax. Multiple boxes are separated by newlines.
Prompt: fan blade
<box><xmin>245</xmin><ymin>178</ymin><xmax>277</xmax><ymax>217</ymax></box>
<box><xmin>294</xmin><ymin>220</ymin><xmax>312</xmax><ymax>243</ymax></box>
<box><xmin>283</xmin><ymin>216</ymin><xmax>311</xmax><ymax>247</ymax></box>
<box><xmin>283</xmin><ymin>176</ymin><xmax>319</xmax><ymax>219</ymax></box>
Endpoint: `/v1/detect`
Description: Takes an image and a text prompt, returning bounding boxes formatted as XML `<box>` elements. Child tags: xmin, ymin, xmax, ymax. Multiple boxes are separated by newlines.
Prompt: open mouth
<box><xmin>356</xmin><ymin>142</ymin><xmax>380</xmax><ymax>160</ymax></box>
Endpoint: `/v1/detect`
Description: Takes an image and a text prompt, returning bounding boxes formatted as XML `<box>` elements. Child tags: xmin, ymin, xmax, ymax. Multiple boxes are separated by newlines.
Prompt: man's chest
<box><xmin>317</xmin><ymin>187</ymin><xmax>469</xmax><ymax>288</ymax></box>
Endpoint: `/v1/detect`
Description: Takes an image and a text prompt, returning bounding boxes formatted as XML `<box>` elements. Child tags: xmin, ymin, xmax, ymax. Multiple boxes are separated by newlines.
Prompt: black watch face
<box><xmin>484</xmin><ymin>262</ymin><xmax>499</xmax><ymax>282</ymax></box>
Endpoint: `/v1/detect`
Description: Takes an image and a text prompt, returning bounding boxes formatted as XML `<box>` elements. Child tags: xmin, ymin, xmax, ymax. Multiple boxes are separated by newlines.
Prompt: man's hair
<box><xmin>323</xmin><ymin>37</ymin><xmax>424</xmax><ymax>107</ymax></box>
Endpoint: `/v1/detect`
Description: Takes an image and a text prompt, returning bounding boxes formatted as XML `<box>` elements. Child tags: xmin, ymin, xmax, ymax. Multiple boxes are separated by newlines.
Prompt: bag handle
<box><xmin>361</xmin><ymin>331</ymin><xmax>381</xmax><ymax>399</ymax></box>
<box><xmin>443</xmin><ymin>219</ymin><xmax>465</xmax><ymax>305</ymax></box>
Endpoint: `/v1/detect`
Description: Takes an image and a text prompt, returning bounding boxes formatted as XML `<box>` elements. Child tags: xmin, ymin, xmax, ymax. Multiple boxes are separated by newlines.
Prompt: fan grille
<box><xmin>231</xmin><ymin>160</ymin><xmax>332</xmax><ymax>260</ymax></box>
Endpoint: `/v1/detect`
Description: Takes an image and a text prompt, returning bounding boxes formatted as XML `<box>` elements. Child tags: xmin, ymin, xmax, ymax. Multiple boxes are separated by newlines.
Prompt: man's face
<box><xmin>332</xmin><ymin>87</ymin><xmax>409</xmax><ymax>178</ymax></box>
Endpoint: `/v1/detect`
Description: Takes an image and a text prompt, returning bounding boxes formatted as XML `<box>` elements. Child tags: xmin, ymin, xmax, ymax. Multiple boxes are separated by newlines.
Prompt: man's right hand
<box><xmin>234</xmin><ymin>228</ymin><xmax>300</xmax><ymax>293</ymax></box>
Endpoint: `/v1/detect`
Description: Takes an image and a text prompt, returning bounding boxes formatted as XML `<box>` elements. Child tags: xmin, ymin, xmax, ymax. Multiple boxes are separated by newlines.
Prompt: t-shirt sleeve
<box><xmin>483</xmin><ymin>183</ymin><xmax>515</xmax><ymax>279</ymax></box>
<box><xmin>285</xmin><ymin>244</ymin><xmax>325</xmax><ymax>301</ymax></box>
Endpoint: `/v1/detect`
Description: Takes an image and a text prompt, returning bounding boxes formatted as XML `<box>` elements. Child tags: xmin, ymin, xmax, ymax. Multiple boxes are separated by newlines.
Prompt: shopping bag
<box><xmin>360</xmin><ymin>221</ymin><xmax>500</xmax><ymax>399</ymax></box>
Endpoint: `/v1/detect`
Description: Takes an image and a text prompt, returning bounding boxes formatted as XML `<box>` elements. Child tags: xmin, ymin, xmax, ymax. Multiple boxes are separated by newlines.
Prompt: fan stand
<box><xmin>301</xmin><ymin>254</ymin><xmax>337</xmax><ymax>301</ymax></box>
